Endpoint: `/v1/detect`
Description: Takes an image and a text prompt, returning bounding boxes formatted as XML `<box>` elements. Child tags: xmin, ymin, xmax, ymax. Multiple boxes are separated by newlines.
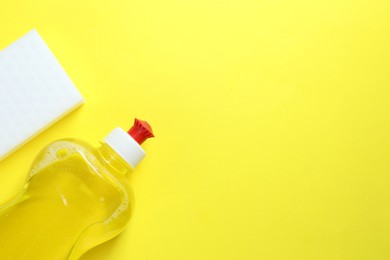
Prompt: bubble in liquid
<box><xmin>29</xmin><ymin>141</ymin><xmax>76</xmax><ymax>177</ymax></box>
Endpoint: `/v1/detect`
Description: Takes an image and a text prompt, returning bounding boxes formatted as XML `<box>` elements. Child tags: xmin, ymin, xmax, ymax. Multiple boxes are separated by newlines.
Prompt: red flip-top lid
<box><xmin>128</xmin><ymin>118</ymin><xmax>154</xmax><ymax>145</ymax></box>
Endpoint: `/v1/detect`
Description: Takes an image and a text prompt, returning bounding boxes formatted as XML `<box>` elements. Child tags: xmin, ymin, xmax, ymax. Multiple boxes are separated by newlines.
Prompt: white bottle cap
<box><xmin>104</xmin><ymin>127</ymin><xmax>145</xmax><ymax>169</ymax></box>
<box><xmin>103</xmin><ymin>119</ymin><xmax>154</xmax><ymax>169</ymax></box>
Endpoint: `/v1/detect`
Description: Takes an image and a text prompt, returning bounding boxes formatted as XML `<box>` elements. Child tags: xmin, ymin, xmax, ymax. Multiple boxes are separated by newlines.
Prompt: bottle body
<box><xmin>0</xmin><ymin>139</ymin><xmax>134</xmax><ymax>260</ymax></box>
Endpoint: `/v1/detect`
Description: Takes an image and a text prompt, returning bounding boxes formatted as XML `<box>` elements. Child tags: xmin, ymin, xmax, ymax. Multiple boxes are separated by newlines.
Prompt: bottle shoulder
<box><xmin>28</xmin><ymin>139</ymin><xmax>94</xmax><ymax>177</ymax></box>
<box><xmin>28</xmin><ymin>139</ymin><xmax>131</xmax><ymax>187</ymax></box>
<box><xmin>27</xmin><ymin>138</ymin><xmax>134</xmax><ymax>218</ymax></box>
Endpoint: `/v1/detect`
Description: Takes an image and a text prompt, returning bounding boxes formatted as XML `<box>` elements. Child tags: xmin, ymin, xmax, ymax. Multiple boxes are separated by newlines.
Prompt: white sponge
<box><xmin>0</xmin><ymin>29</ymin><xmax>84</xmax><ymax>160</ymax></box>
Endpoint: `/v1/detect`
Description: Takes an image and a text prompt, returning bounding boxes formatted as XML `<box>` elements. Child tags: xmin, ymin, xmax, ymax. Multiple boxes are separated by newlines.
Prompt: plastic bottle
<box><xmin>0</xmin><ymin>119</ymin><xmax>154</xmax><ymax>260</ymax></box>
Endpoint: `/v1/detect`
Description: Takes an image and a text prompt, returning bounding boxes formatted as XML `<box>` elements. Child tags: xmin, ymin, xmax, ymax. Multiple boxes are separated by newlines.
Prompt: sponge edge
<box><xmin>0</xmin><ymin>29</ymin><xmax>85</xmax><ymax>160</ymax></box>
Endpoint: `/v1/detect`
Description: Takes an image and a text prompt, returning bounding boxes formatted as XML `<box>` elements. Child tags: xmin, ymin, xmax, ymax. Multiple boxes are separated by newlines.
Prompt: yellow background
<box><xmin>1</xmin><ymin>0</ymin><xmax>390</xmax><ymax>259</ymax></box>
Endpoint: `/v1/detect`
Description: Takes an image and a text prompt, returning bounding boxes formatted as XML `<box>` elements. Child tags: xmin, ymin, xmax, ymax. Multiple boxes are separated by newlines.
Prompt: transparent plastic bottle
<box><xmin>0</xmin><ymin>119</ymin><xmax>154</xmax><ymax>260</ymax></box>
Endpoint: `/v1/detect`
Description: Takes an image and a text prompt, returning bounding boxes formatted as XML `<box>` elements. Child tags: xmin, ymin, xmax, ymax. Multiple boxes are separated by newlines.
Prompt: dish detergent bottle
<box><xmin>0</xmin><ymin>118</ymin><xmax>154</xmax><ymax>260</ymax></box>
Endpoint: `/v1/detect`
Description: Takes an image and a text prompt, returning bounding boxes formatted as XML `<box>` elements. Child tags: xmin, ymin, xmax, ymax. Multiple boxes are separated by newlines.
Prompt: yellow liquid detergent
<box><xmin>0</xmin><ymin>119</ymin><xmax>154</xmax><ymax>260</ymax></box>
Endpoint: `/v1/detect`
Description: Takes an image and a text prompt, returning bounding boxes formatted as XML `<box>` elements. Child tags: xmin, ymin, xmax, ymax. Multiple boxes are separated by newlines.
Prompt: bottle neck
<box><xmin>97</xmin><ymin>143</ymin><xmax>133</xmax><ymax>175</ymax></box>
